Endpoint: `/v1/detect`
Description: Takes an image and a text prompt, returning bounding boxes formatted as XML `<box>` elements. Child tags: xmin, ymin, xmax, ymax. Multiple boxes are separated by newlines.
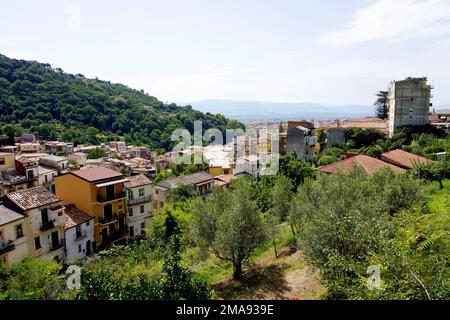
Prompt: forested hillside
<box><xmin>0</xmin><ymin>54</ymin><xmax>243</xmax><ymax>152</ymax></box>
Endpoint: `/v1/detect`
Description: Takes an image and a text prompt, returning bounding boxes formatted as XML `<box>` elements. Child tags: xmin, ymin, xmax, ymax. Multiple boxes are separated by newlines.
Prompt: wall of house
<box><xmin>55</xmin><ymin>174</ymin><xmax>93</xmax><ymax>215</ymax></box>
<box><xmin>0</xmin><ymin>219</ymin><xmax>29</xmax><ymax>267</ymax></box>
<box><xmin>287</xmin><ymin>128</ymin><xmax>306</xmax><ymax>160</ymax></box>
<box><xmin>64</xmin><ymin>220</ymin><xmax>94</xmax><ymax>264</ymax></box>
<box><xmin>0</xmin><ymin>154</ymin><xmax>15</xmax><ymax>172</ymax></box>
<box><xmin>26</xmin><ymin>204</ymin><xmax>65</xmax><ymax>262</ymax></box>
<box><xmin>388</xmin><ymin>79</ymin><xmax>431</xmax><ymax>137</ymax></box>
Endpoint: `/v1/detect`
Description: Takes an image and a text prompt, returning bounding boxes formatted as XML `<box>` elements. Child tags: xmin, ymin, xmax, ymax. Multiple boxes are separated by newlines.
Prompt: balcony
<box><xmin>0</xmin><ymin>240</ymin><xmax>15</xmax><ymax>255</ymax></box>
<box><xmin>74</xmin><ymin>230</ymin><xmax>87</xmax><ymax>241</ymax></box>
<box><xmin>128</xmin><ymin>195</ymin><xmax>151</xmax><ymax>205</ymax></box>
<box><xmin>99</xmin><ymin>213</ymin><xmax>118</xmax><ymax>224</ymax></box>
<box><xmin>96</xmin><ymin>191</ymin><xmax>126</xmax><ymax>203</ymax></box>
<box><xmin>40</xmin><ymin>220</ymin><xmax>56</xmax><ymax>231</ymax></box>
<box><xmin>50</xmin><ymin>241</ymin><xmax>63</xmax><ymax>252</ymax></box>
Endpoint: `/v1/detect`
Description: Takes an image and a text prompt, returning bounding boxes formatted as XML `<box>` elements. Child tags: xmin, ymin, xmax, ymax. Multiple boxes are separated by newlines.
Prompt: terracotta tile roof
<box><xmin>71</xmin><ymin>166</ymin><xmax>123</xmax><ymax>182</ymax></box>
<box><xmin>318</xmin><ymin>154</ymin><xmax>405</xmax><ymax>175</ymax></box>
<box><xmin>381</xmin><ymin>149</ymin><xmax>435</xmax><ymax>169</ymax></box>
<box><xmin>6</xmin><ymin>187</ymin><xmax>61</xmax><ymax>211</ymax></box>
<box><xmin>124</xmin><ymin>174</ymin><xmax>151</xmax><ymax>188</ymax></box>
<box><xmin>214</xmin><ymin>174</ymin><xmax>236</xmax><ymax>184</ymax></box>
<box><xmin>64</xmin><ymin>204</ymin><xmax>93</xmax><ymax>229</ymax></box>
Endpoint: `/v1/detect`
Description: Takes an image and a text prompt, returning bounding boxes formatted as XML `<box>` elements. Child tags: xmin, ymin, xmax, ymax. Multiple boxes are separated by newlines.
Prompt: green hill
<box><xmin>0</xmin><ymin>53</ymin><xmax>243</xmax><ymax>152</ymax></box>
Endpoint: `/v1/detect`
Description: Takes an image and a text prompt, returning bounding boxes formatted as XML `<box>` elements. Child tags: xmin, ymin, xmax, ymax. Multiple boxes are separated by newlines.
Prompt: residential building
<box><xmin>0</xmin><ymin>203</ymin><xmax>28</xmax><ymax>267</ymax></box>
<box><xmin>155</xmin><ymin>156</ymin><xmax>172</xmax><ymax>172</ymax></box>
<box><xmin>213</xmin><ymin>174</ymin><xmax>236</xmax><ymax>188</ymax></box>
<box><xmin>388</xmin><ymin>77</ymin><xmax>432</xmax><ymax>137</ymax></box>
<box><xmin>318</xmin><ymin>154</ymin><xmax>405</xmax><ymax>175</ymax></box>
<box><xmin>44</xmin><ymin>141</ymin><xmax>74</xmax><ymax>155</ymax></box>
<box><xmin>39</xmin><ymin>155</ymin><xmax>69</xmax><ymax>175</ymax></box>
<box><xmin>16</xmin><ymin>142</ymin><xmax>41</xmax><ymax>154</ymax></box>
<box><xmin>153</xmin><ymin>172</ymin><xmax>214</xmax><ymax>211</ymax></box>
<box><xmin>0</xmin><ymin>146</ymin><xmax>18</xmax><ymax>154</ymax></box>
<box><xmin>124</xmin><ymin>174</ymin><xmax>152</xmax><ymax>239</ymax></box>
<box><xmin>381</xmin><ymin>149</ymin><xmax>434</xmax><ymax>170</ymax></box>
<box><xmin>64</xmin><ymin>204</ymin><xmax>94</xmax><ymax>263</ymax></box>
<box><xmin>0</xmin><ymin>153</ymin><xmax>15</xmax><ymax>172</ymax></box>
<box><xmin>287</xmin><ymin>125</ymin><xmax>318</xmax><ymax>161</ymax></box>
<box><xmin>4</xmin><ymin>187</ymin><xmax>65</xmax><ymax>263</ymax></box>
<box><xmin>109</xmin><ymin>141</ymin><xmax>127</xmax><ymax>153</ymax></box>
<box><xmin>429</xmin><ymin>109</ymin><xmax>450</xmax><ymax>133</ymax></box>
<box><xmin>55</xmin><ymin>167</ymin><xmax>129</xmax><ymax>251</ymax></box>
<box><xmin>38</xmin><ymin>166</ymin><xmax>57</xmax><ymax>193</ymax></box>
<box><xmin>1</xmin><ymin>156</ymin><xmax>38</xmax><ymax>196</ymax></box>
<box><xmin>234</xmin><ymin>155</ymin><xmax>260</xmax><ymax>178</ymax></box>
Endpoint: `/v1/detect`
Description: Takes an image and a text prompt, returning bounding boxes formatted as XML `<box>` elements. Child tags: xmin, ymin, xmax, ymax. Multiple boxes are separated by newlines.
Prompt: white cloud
<box><xmin>319</xmin><ymin>0</ymin><xmax>450</xmax><ymax>46</ymax></box>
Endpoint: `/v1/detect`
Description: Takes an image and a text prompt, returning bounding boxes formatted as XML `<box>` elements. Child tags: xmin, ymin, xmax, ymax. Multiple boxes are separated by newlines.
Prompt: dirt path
<box><xmin>212</xmin><ymin>245</ymin><xmax>326</xmax><ymax>300</ymax></box>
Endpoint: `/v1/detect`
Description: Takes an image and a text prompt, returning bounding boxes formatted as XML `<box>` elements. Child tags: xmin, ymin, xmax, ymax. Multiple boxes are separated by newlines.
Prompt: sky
<box><xmin>1</xmin><ymin>0</ymin><xmax>450</xmax><ymax>106</ymax></box>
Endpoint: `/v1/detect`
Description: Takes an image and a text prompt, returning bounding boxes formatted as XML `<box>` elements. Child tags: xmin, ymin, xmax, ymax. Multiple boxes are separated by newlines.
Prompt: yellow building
<box><xmin>55</xmin><ymin>167</ymin><xmax>129</xmax><ymax>251</ymax></box>
<box><xmin>0</xmin><ymin>204</ymin><xmax>29</xmax><ymax>267</ymax></box>
<box><xmin>0</xmin><ymin>153</ymin><xmax>15</xmax><ymax>172</ymax></box>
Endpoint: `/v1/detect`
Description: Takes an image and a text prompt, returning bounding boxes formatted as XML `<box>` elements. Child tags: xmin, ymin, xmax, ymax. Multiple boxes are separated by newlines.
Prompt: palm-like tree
<box><xmin>374</xmin><ymin>91</ymin><xmax>389</xmax><ymax>119</ymax></box>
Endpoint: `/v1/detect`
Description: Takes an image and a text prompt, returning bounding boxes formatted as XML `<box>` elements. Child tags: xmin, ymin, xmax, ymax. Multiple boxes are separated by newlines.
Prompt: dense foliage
<box><xmin>0</xmin><ymin>54</ymin><xmax>243</xmax><ymax>152</ymax></box>
<box><xmin>291</xmin><ymin>168</ymin><xmax>449</xmax><ymax>299</ymax></box>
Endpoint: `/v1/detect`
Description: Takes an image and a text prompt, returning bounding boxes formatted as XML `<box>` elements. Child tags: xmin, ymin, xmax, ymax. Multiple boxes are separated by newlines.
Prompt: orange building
<box><xmin>55</xmin><ymin>167</ymin><xmax>129</xmax><ymax>251</ymax></box>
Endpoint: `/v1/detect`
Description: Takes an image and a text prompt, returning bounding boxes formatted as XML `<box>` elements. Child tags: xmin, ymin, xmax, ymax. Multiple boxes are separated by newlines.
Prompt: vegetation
<box><xmin>291</xmin><ymin>168</ymin><xmax>449</xmax><ymax>299</ymax></box>
<box><xmin>374</xmin><ymin>90</ymin><xmax>389</xmax><ymax>119</ymax></box>
<box><xmin>86</xmin><ymin>147</ymin><xmax>108</xmax><ymax>159</ymax></box>
<box><xmin>0</xmin><ymin>54</ymin><xmax>244</xmax><ymax>152</ymax></box>
<box><xmin>191</xmin><ymin>178</ymin><xmax>267</xmax><ymax>280</ymax></box>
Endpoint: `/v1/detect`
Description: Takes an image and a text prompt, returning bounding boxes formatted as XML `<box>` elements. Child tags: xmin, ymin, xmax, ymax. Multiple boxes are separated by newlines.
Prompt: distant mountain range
<box><xmin>183</xmin><ymin>100</ymin><xmax>375</xmax><ymax>121</ymax></box>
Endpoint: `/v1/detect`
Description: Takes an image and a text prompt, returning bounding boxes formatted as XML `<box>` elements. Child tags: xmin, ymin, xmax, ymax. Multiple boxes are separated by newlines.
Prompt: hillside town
<box><xmin>0</xmin><ymin>76</ymin><xmax>448</xmax><ymax>269</ymax></box>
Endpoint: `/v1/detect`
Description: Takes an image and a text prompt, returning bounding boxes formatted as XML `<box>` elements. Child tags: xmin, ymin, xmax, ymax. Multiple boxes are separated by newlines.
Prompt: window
<box><xmin>141</xmin><ymin>222</ymin><xmax>145</xmax><ymax>229</ymax></box>
<box><xmin>129</xmin><ymin>208</ymin><xmax>133</xmax><ymax>217</ymax></box>
<box><xmin>86</xmin><ymin>220</ymin><xmax>90</xmax><ymax>226</ymax></box>
<box><xmin>140</xmin><ymin>205</ymin><xmax>144</xmax><ymax>214</ymax></box>
<box><xmin>129</xmin><ymin>191</ymin><xmax>134</xmax><ymax>200</ymax></box>
<box><xmin>16</xmin><ymin>224</ymin><xmax>23</xmax><ymax>239</ymax></box>
<box><xmin>78</xmin><ymin>244</ymin><xmax>82</xmax><ymax>253</ymax></box>
<box><xmin>0</xmin><ymin>157</ymin><xmax>5</xmax><ymax>165</ymax></box>
<box><xmin>129</xmin><ymin>226</ymin><xmax>134</xmax><ymax>237</ymax></box>
<box><xmin>35</xmin><ymin>237</ymin><xmax>41</xmax><ymax>250</ymax></box>
<box><xmin>75</xmin><ymin>225</ymin><xmax>82</xmax><ymax>238</ymax></box>
<box><xmin>138</xmin><ymin>188</ymin><xmax>144</xmax><ymax>197</ymax></box>
<box><xmin>409</xmin><ymin>108</ymin><xmax>413</xmax><ymax>119</ymax></box>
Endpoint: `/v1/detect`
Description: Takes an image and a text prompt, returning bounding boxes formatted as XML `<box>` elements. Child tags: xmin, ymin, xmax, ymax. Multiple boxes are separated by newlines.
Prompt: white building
<box><xmin>5</xmin><ymin>187</ymin><xmax>65</xmax><ymax>263</ymax></box>
<box><xmin>39</xmin><ymin>155</ymin><xmax>69</xmax><ymax>175</ymax></box>
<box><xmin>38</xmin><ymin>165</ymin><xmax>57</xmax><ymax>193</ymax></box>
<box><xmin>63</xmin><ymin>204</ymin><xmax>94</xmax><ymax>263</ymax></box>
<box><xmin>124</xmin><ymin>174</ymin><xmax>152</xmax><ymax>239</ymax></box>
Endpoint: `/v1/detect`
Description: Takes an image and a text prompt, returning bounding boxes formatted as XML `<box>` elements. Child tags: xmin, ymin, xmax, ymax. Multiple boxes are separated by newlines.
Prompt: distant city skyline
<box><xmin>1</xmin><ymin>0</ymin><xmax>450</xmax><ymax>106</ymax></box>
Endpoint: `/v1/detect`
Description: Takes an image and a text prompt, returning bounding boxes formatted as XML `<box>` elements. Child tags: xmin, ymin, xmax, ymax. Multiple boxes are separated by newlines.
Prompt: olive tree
<box><xmin>191</xmin><ymin>178</ymin><xmax>267</xmax><ymax>280</ymax></box>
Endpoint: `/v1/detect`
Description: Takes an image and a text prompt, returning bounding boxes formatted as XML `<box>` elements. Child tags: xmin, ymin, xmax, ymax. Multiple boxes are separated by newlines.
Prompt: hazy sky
<box><xmin>1</xmin><ymin>0</ymin><xmax>450</xmax><ymax>105</ymax></box>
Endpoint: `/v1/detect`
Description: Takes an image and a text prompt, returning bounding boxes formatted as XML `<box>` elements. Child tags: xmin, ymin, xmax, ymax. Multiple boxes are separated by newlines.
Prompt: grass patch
<box><xmin>426</xmin><ymin>179</ymin><xmax>450</xmax><ymax>215</ymax></box>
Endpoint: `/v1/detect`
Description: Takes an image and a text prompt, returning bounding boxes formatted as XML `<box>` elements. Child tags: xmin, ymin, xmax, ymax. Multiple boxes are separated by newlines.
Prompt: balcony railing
<box><xmin>50</xmin><ymin>241</ymin><xmax>63</xmax><ymax>252</ymax></box>
<box><xmin>0</xmin><ymin>240</ymin><xmax>15</xmax><ymax>255</ymax></box>
<box><xmin>96</xmin><ymin>191</ymin><xmax>126</xmax><ymax>203</ymax></box>
<box><xmin>128</xmin><ymin>195</ymin><xmax>151</xmax><ymax>205</ymax></box>
<box><xmin>40</xmin><ymin>220</ymin><xmax>56</xmax><ymax>231</ymax></box>
<box><xmin>74</xmin><ymin>230</ymin><xmax>87</xmax><ymax>241</ymax></box>
<box><xmin>99</xmin><ymin>211</ymin><xmax>126</xmax><ymax>224</ymax></box>
<box><xmin>99</xmin><ymin>213</ymin><xmax>119</xmax><ymax>224</ymax></box>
